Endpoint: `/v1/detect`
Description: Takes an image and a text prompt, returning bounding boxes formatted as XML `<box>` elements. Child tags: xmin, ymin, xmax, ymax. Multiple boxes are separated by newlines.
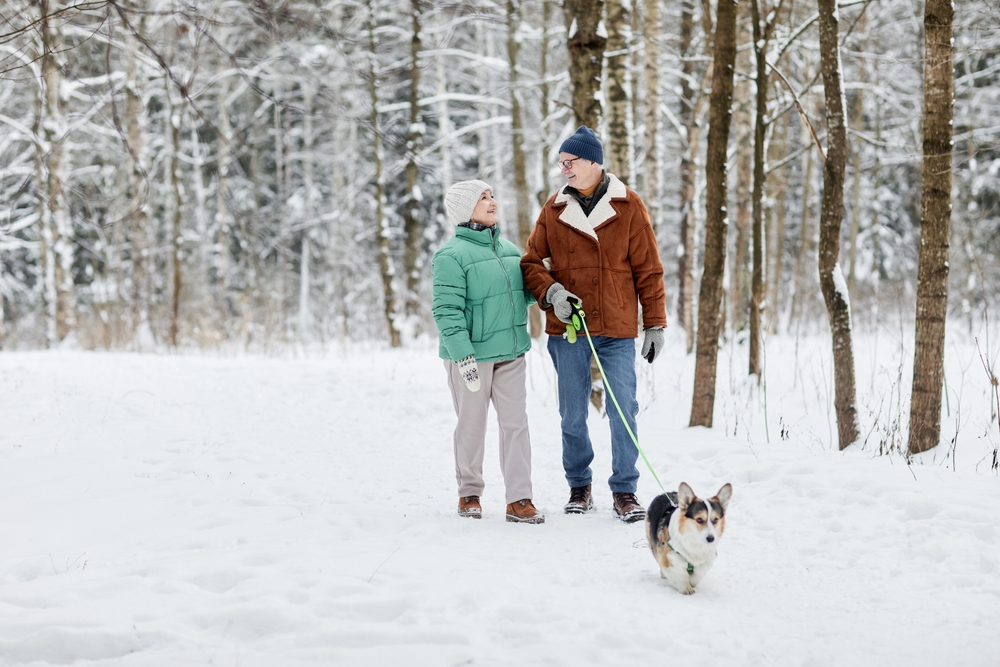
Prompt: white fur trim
<box><xmin>552</xmin><ymin>174</ymin><xmax>628</xmax><ymax>240</ymax></box>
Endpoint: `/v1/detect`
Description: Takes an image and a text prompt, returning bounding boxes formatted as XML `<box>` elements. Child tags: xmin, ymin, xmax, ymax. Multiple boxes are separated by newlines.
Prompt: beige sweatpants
<box><xmin>445</xmin><ymin>355</ymin><xmax>533</xmax><ymax>504</ymax></box>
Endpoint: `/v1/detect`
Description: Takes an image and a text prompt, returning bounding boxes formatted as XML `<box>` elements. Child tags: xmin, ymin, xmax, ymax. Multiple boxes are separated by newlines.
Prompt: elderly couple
<box><xmin>432</xmin><ymin>126</ymin><xmax>667</xmax><ymax>525</ymax></box>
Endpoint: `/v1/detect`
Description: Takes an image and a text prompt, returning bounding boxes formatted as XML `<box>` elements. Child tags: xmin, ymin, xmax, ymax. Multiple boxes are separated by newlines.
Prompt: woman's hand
<box><xmin>458</xmin><ymin>355</ymin><xmax>481</xmax><ymax>392</ymax></box>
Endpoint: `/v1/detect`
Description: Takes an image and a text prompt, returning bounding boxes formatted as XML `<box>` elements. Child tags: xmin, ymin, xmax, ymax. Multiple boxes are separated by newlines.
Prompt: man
<box><xmin>521</xmin><ymin>125</ymin><xmax>667</xmax><ymax>523</ymax></box>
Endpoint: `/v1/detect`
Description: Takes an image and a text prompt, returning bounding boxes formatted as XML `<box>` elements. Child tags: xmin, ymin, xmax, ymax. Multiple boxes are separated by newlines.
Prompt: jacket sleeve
<box><xmin>628</xmin><ymin>199</ymin><xmax>668</xmax><ymax>329</ymax></box>
<box><xmin>432</xmin><ymin>251</ymin><xmax>475</xmax><ymax>361</ymax></box>
<box><xmin>520</xmin><ymin>209</ymin><xmax>557</xmax><ymax>308</ymax></box>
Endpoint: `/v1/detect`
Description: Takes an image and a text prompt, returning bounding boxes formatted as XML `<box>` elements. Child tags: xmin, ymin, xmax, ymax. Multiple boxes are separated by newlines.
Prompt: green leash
<box><xmin>566</xmin><ymin>303</ymin><xmax>666</xmax><ymax>494</ymax></box>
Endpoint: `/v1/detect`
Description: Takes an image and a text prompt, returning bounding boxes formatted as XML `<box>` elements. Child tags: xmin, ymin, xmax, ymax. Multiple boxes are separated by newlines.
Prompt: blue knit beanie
<box><xmin>559</xmin><ymin>126</ymin><xmax>604</xmax><ymax>165</ymax></box>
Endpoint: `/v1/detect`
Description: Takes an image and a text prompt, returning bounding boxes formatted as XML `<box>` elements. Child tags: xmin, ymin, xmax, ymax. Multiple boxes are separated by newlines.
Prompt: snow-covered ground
<box><xmin>2</xmin><ymin>327</ymin><xmax>999</xmax><ymax>666</ymax></box>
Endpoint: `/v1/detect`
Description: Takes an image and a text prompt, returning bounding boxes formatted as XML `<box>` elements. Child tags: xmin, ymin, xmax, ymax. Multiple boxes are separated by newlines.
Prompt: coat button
<box><xmin>569</xmin><ymin>247</ymin><xmax>575</xmax><ymax>253</ymax></box>
<box><xmin>570</xmin><ymin>279</ymin><xmax>576</xmax><ymax>285</ymax></box>
<box><xmin>592</xmin><ymin>277</ymin><xmax>598</xmax><ymax>284</ymax></box>
<box><xmin>591</xmin><ymin>310</ymin><xmax>599</xmax><ymax>318</ymax></box>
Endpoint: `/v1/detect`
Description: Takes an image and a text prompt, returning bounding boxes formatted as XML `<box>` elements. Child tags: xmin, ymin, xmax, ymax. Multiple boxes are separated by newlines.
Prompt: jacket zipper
<box><xmin>492</xmin><ymin>229</ymin><xmax>518</xmax><ymax>359</ymax></box>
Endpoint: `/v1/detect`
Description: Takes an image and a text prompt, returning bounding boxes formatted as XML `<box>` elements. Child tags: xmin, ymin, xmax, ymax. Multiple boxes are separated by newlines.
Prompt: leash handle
<box><xmin>564</xmin><ymin>298</ymin><xmax>585</xmax><ymax>344</ymax></box>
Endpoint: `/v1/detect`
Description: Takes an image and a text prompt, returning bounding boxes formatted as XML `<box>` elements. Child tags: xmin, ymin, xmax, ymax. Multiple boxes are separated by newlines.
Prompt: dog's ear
<box><xmin>714</xmin><ymin>483</ymin><xmax>733</xmax><ymax>510</ymax></box>
<box><xmin>677</xmin><ymin>482</ymin><xmax>695</xmax><ymax>508</ymax></box>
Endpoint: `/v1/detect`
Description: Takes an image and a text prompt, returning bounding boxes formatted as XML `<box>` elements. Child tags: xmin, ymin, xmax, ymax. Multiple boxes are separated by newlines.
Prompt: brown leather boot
<box><xmin>564</xmin><ymin>484</ymin><xmax>594</xmax><ymax>514</ymax></box>
<box><xmin>506</xmin><ymin>499</ymin><xmax>545</xmax><ymax>524</ymax></box>
<box><xmin>458</xmin><ymin>496</ymin><xmax>482</xmax><ymax>519</ymax></box>
<box><xmin>612</xmin><ymin>492</ymin><xmax>645</xmax><ymax>523</ymax></box>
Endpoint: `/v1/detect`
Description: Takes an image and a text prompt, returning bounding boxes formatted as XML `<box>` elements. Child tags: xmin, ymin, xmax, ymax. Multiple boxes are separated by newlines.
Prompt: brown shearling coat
<box><xmin>521</xmin><ymin>173</ymin><xmax>667</xmax><ymax>339</ymax></box>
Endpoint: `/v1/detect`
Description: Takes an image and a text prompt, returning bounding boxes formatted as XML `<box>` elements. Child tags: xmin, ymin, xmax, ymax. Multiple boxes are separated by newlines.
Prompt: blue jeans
<box><xmin>547</xmin><ymin>334</ymin><xmax>639</xmax><ymax>493</ymax></box>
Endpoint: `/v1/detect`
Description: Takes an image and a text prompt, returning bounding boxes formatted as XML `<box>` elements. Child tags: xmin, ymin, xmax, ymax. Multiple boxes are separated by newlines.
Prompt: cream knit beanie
<box><xmin>444</xmin><ymin>180</ymin><xmax>492</xmax><ymax>225</ymax></box>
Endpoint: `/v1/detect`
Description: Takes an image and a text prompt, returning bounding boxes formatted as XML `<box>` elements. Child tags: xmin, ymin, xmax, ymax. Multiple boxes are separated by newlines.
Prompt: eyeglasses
<box><xmin>557</xmin><ymin>157</ymin><xmax>583</xmax><ymax>170</ymax></box>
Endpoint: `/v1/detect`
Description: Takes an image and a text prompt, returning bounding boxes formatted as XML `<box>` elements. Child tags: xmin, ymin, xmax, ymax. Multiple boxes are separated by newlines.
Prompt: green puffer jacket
<box><xmin>432</xmin><ymin>223</ymin><xmax>534</xmax><ymax>363</ymax></box>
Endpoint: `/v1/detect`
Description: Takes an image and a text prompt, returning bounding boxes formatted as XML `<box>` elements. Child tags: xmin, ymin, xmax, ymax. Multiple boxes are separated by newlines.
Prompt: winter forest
<box><xmin>3</xmin><ymin>3</ymin><xmax>1000</xmax><ymax>662</ymax></box>
<box><xmin>1</xmin><ymin>0</ymin><xmax>999</xmax><ymax>454</ymax></box>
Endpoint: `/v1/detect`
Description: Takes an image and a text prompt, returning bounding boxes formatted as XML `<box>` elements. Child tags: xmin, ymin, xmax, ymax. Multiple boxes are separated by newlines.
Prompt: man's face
<box><xmin>558</xmin><ymin>152</ymin><xmax>603</xmax><ymax>191</ymax></box>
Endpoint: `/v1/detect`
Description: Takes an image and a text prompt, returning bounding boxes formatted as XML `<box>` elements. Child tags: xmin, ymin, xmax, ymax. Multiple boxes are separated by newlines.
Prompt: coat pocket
<box><xmin>612</xmin><ymin>271</ymin><xmax>635</xmax><ymax>309</ymax></box>
<box><xmin>470</xmin><ymin>303</ymin><xmax>485</xmax><ymax>342</ymax></box>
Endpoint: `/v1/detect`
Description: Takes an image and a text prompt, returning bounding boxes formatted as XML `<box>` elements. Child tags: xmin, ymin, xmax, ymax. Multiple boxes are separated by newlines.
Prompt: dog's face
<box><xmin>674</xmin><ymin>482</ymin><xmax>733</xmax><ymax>547</ymax></box>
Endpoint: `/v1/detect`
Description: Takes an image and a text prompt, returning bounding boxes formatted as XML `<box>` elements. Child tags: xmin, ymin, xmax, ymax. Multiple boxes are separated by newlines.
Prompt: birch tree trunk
<box><xmin>766</xmin><ymin>110</ymin><xmax>788</xmax><ymax>334</ymax></box>
<box><xmin>124</xmin><ymin>1</ymin><xmax>150</xmax><ymax>344</ymax></box>
<box><xmin>564</xmin><ymin>0</ymin><xmax>606</xmax><ymax>128</ymax></box>
<box><xmin>731</xmin><ymin>10</ymin><xmax>753</xmax><ymax>337</ymax></box>
<box><xmin>273</xmin><ymin>81</ymin><xmax>287</xmax><ymax>334</ymax></box>
<box><xmin>215</xmin><ymin>74</ymin><xmax>232</xmax><ymax>327</ymax></box>
<box><xmin>908</xmin><ymin>0</ymin><xmax>954</xmax><ymax>455</ymax></box>
<box><xmin>690</xmin><ymin>0</ymin><xmax>739</xmax><ymax>427</ymax></box>
<box><xmin>537</xmin><ymin>0</ymin><xmax>553</xmax><ymax>205</ymax></box>
<box><xmin>817</xmin><ymin>0</ymin><xmax>859</xmax><ymax>450</ymax></box>
<box><xmin>436</xmin><ymin>36</ymin><xmax>452</xmax><ymax>196</ymax></box>
<box><xmin>507</xmin><ymin>0</ymin><xmax>531</xmax><ymax>249</ymax></box>
<box><xmin>606</xmin><ymin>0</ymin><xmax>631</xmax><ymax>183</ymax></box>
<box><xmin>298</xmin><ymin>82</ymin><xmax>316</xmax><ymax>342</ymax></box>
<box><xmin>403</xmin><ymin>0</ymin><xmax>424</xmax><ymax>321</ymax></box>
<box><xmin>369</xmin><ymin>0</ymin><xmax>402</xmax><ymax>347</ymax></box>
<box><xmin>168</xmin><ymin>84</ymin><xmax>183</xmax><ymax>347</ymax></box>
<box><xmin>191</xmin><ymin>125</ymin><xmax>209</xmax><ymax>307</ymax></box>
<box><xmin>846</xmin><ymin>13</ymin><xmax>867</xmax><ymax>299</ymax></box>
<box><xmin>476</xmin><ymin>20</ymin><xmax>490</xmax><ymax>179</ymax></box>
<box><xmin>40</xmin><ymin>0</ymin><xmax>75</xmax><ymax>344</ymax></box>
<box><xmin>34</xmin><ymin>60</ymin><xmax>56</xmax><ymax>347</ymax></box>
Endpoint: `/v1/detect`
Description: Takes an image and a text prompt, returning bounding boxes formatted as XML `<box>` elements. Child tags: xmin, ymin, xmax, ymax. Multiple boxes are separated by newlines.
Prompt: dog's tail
<box><xmin>646</xmin><ymin>492</ymin><xmax>679</xmax><ymax>553</ymax></box>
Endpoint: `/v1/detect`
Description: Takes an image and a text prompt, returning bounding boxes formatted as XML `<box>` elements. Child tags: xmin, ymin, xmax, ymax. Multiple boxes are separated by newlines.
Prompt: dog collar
<box><xmin>667</xmin><ymin>542</ymin><xmax>695</xmax><ymax>575</ymax></box>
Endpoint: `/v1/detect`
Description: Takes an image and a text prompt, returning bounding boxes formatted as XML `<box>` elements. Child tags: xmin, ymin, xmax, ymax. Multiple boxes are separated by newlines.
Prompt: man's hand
<box><xmin>546</xmin><ymin>283</ymin><xmax>581</xmax><ymax>324</ymax></box>
<box><xmin>641</xmin><ymin>327</ymin><xmax>664</xmax><ymax>363</ymax></box>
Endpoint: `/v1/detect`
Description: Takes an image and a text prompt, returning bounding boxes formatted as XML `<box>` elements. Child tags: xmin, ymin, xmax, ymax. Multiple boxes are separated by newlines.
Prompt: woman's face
<box><xmin>470</xmin><ymin>189</ymin><xmax>498</xmax><ymax>226</ymax></box>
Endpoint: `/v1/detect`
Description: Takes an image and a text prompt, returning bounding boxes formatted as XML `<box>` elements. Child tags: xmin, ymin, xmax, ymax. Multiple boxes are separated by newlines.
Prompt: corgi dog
<box><xmin>645</xmin><ymin>482</ymin><xmax>733</xmax><ymax>595</ymax></box>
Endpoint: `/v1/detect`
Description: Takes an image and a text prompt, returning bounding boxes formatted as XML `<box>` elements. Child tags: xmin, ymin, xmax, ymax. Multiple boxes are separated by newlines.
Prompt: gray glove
<box><xmin>641</xmin><ymin>327</ymin><xmax>664</xmax><ymax>363</ymax></box>
<box><xmin>545</xmin><ymin>283</ymin><xmax>581</xmax><ymax>324</ymax></box>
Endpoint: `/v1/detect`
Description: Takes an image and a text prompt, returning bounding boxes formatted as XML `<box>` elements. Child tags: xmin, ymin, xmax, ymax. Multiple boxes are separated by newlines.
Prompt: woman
<box><xmin>431</xmin><ymin>179</ymin><xmax>543</xmax><ymax>524</ymax></box>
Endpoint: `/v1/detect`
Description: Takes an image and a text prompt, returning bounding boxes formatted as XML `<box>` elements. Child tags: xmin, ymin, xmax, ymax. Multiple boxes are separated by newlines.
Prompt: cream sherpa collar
<box><xmin>552</xmin><ymin>174</ymin><xmax>628</xmax><ymax>240</ymax></box>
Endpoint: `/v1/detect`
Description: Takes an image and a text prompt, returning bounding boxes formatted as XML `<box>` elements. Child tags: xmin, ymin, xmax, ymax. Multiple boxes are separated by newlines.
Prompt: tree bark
<box><xmin>124</xmin><ymin>0</ymin><xmax>150</xmax><ymax>345</ymax></box>
<box><xmin>564</xmin><ymin>0</ymin><xmax>606</xmax><ymax>128</ymax></box>
<box><xmin>690</xmin><ymin>0</ymin><xmax>739</xmax><ymax>428</ymax></box>
<box><xmin>817</xmin><ymin>0</ymin><xmax>859</xmax><ymax>450</ymax></box>
<box><xmin>748</xmin><ymin>0</ymin><xmax>779</xmax><ymax>377</ymax></box>
<box><xmin>436</xmin><ymin>22</ymin><xmax>452</xmax><ymax>196</ymax></box>
<box><xmin>272</xmin><ymin>81</ymin><xmax>287</xmax><ymax>334</ymax></box>
<box><xmin>168</xmin><ymin>84</ymin><xmax>183</xmax><ymax>348</ymax></box>
<box><xmin>214</xmin><ymin>73</ymin><xmax>232</xmax><ymax>330</ymax></box>
<box><xmin>40</xmin><ymin>0</ymin><xmax>76</xmax><ymax>344</ymax></box>
<box><xmin>507</xmin><ymin>0</ymin><xmax>531</xmax><ymax>250</ymax></box>
<box><xmin>846</xmin><ymin>13</ymin><xmax>867</xmax><ymax>300</ymax></box>
<box><xmin>369</xmin><ymin>0</ymin><xmax>402</xmax><ymax>347</ymax></box>
<box><xmin>677</xmin><ymin>0</ymin><xmax>700</xmax><ymax>355</ymax></box>
<box><xmin>766</xmin><ymin>110</ymin><xmax>788</xmax><ymax>334</ymax></box>
<box><xmin>908</xmin><ymin>0</ymin><xmax>954</xmax><ymax>455</ymax></box>
<box><xmin>537</xmin><ymin>0</ymin><xmax>553</xmax><ymax>206</ymax></box>
<box><xmin>298</xmin><ymin>82</ymin><xmax>316</xmax><ymax>342</ymax></box>
<box><xmin>403</xmin><ymin>0</ymin><xmax>424</xmax><ymax>321</ymax></box>
<box><xmin>731</xmin><ymin>8</ymin><xmax>753</xmax><ymax>337</ymax></box>
<box><xmin>606</xmin><ymin>0</ymin><xmax>631</xmax><ymax>183</ymax></box>
<box><xmin>642</xmin><ymin>0</ymin><xmax>661</xmax><ymax>229</ymax></box>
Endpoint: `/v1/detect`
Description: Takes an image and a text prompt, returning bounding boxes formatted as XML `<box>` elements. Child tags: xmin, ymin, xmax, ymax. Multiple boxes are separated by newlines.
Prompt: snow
<box><xmin>2</xmin><ymin>328</ymin><xmax>999</xmax><ymax>666</ymax></box>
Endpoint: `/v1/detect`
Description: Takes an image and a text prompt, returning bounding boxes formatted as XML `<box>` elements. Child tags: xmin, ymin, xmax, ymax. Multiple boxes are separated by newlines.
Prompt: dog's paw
<box><xmin>681</xmin><ymin>586</ymin><xmax>696</xmax><ymax>595</ymax></box>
